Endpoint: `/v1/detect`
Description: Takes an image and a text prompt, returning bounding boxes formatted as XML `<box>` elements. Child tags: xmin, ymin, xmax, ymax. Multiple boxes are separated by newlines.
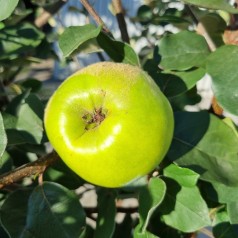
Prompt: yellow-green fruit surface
<box><xmin>44</xmin><ymin>62</ymin><xmax>174</xmax><ymax>187</ymax></box>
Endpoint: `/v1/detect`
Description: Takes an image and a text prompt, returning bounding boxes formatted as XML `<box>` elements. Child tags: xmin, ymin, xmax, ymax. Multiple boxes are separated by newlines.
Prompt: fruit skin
<box><xmin>44</xmin><ymin>62</ymin><xmax>174</xmax><ymax>188</ymax></box>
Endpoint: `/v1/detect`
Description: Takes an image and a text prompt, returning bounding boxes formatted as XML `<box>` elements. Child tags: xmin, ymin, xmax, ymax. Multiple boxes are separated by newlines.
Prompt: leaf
<box><xmin>112</xmin><ymin>214</ymin><xmax>133</xmax><ymax>238</ymax></box>
<box><xmin>0</xmin><ymin>152</ymin><xmax>12</xmax><ymax>174</ymax></box>
<box><xmin>134</xmin><ymin>226</ymin><xmax>159</xmax><ymax>238</ymax></box>
<box><xmin>206</xmin><ymin>45</ymin><xmax>238</xmax><ymax>116</ymax></box>
<box><xmin>25</xmin><ymin>182</ymin><xmax>86</xmax><ymax>238</ymax></box>
<box><xmin>0</xmin><ymin>0</ymin><xmax>19</xmax><ymax>21</ymax></box>
<box><xmin>3</xmin><ymin>93</ymin><xmax>45</xmax><ymax>145</ymax></box>
<box><xmin>206</xmin><ymin>181</ymin><xmax>238</xmax><ymax>204</ymax></box>
<box><xmin>0</xmin><ymin>113</ymin><xmax>7</xmax><ymax>158</ymax></box>
<box><xmin>158</xmin><ymin>31</ymin><xmax>210</xmax><ymax>70</ymax></box>
<box><xmin>160</xmin><ymin>164</ymin><xmax>211</xmax><ymax>232</ymax></box>
<box><xmin>159</xmin><ymin>67</ymin><xmax>205</xmax><ymax>98</ymax></box>
<box><xmin>182</xmin><ymin>0</ymin><xmax>238</xmax><ymax>14</ymax></box>
<box><xmin>94</xmin><ymin>189</ymin><xmax>116</xmax><ymax>238</ymax></box>
<box><xmin>213</xmin><ymin>210</ymin><xmax>238</xmax><ymax>238</ymax></box>
<box><xmin>136</xmin><ymin>5</ymin><xmax>153</xmax><ymax>24</ymax></box>
<box><xmin>167</xmin><ymin>111</ymin><xmax>238</xmax><ymax>186</ymax></box>
<box><xmin>227</xmin><ymin>201</ymin><xmax>238</xmax><ymax>224</ymax></box>
<box><xmin>59</xmin><ymin>24</ymin><xmax>102</xmax><ymax>58</ymax></box>
<box><xmin>97</xmin><ymin>32</ymin><xmax>140</xmax><ymax>66</ymax></box>
<box><xmin>163</xmin><ymin>164</ymin><xmax>199</xmax><ymax>187</ymax></box>
<box><xmin>0</xmin><ymin>189</ymin><xmax>33</xmax><ymax>238</ymax></box>
<box><xmin>137</xmin><ymin>177</ymin><xmax>166</xmax><ymax>235</ymax></box>
<box><xmin>0</xmin><ymin>22</ymin><xmax>44</xmax><ymax>59</ymax></box>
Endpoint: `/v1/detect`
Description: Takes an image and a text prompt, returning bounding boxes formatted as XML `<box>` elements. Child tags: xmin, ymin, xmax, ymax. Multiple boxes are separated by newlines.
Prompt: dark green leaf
<box><xmin>158</xmin><ymin>31</ymin><xmax>210</xmax><ymax>70</ymax></box>
<box><xmin>183</xmin><ymin>0</ymin><xmax>238</xmax><ymax>14</ymax></box>
<box><xmin>206</xmin><ymin>45</ymin><xmax>238</xmax><ymax>115</ymax></box>
<box><xmin>0</xmin><ymin>189</ymin><xmax>32</xmax><ymax>238</ymax></box>
<box><xmin>59</xmin><ymin>24</ymin><xmax>101</xmax><ymax>58</ymax></box>
<box><xmin>94</xmin><ymin>189</ymin><xmax>116</xmax><ymax>238</ymax></box>
<box><xmin>25</xmin><ymin>182</ymin><xmax>86</xmax><ymax>238</ymax></box>
<box><xmin>0</xmin><ymin>0</ymin><xmax>19</xmax><ymax>21</ymax></box>
<box><xmin>20</xmin><ymin>79</ymin><xmax>42</xmax><ymax>93</ymax></box>
<box><xmin>97</xmin><ymin>32</ymin><xmax>140</xmax><ymax>66</ymax></box>
<box><xmin>161</xmin><ymin>165</ymin><xmax>211</xmax><ymax>232</ymax></box>
<box><xmin>169</xmin><ymin>86</ymin><xmax>201</xmax><ymax>111</ymax></box>
<box><xmin>0</xmin><ymin>22</ymin><xmax>44</xmax><ymax>59</ymax></box>
<box><xmin>0</xmin><ymin>113</ymin><xmax>7</xmax><ymax>158</ymax></box>
<box><xmin>112</xmin><ymin>214</ymin><xmax>133</xmax><ymax>238</ymax></box>
<box><xmin>213</xmin><ymin>210</ymin><xmax>238</xmax><ymax>238</ymax></box>
<box><xmin>160</xmin><ymin>67</ymin><xmax>205</xmax><ymax>98</ymax></box>
<box><xmin>137</xmin><ymin>178</ymin><xmax>166</xmax><ymax>235</ymax></box>
<box><xmin>137</xmin><ymin>5</ymin><xmax>153</xmax><ymax>23</ymax></box>
<box><xmin>168</xmin><ymin>111</ymin><xmax>238</xmax><ymax>186</ymax></box>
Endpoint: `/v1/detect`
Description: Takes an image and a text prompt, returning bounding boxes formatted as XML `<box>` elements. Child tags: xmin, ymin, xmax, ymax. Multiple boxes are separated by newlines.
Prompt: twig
<box><xmin>186</xmin><ymin>5</ymin><xmax>222</xmax><ymax>117</ymax></box>
<box><xmin>34</xmin><ymin>0</ymin><xmax>67</xmax><ymax>28</ymax></box>
<box><xmin>84</xmin><ymin>206</ymin><xmax>138</xmax><ymax>215</ymax></box>
<box><xmin>80</xmin><ymin>0</ymin><xmax>111</xmax><ymax>34</ymax></box>
<box><xmin>0</xmin><ymin>152</ymin><xmax>59</xmax><ymax>189</ymax></box>
<box><xmin>112</xmin><ymin>0</ymin><xmax>130</xmax><ymax>43</ymax></box>
<box><xmin>185</xmin><ymin>5</ymin><xmax>216</xmax><ymax>52</ymax></box>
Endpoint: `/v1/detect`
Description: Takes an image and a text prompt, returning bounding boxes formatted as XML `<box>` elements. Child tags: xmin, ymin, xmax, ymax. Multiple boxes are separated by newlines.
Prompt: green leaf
<box><xmin>206</xmin><ymin>182</ymin><xmax>238</xmax><ymax>204</ymax></box>
<box><xmin>97</xmin><ymin>32</ymin><xmax>140</xmax><ymax>66</ymax></box>
<box><xmin>227</xmin><ymin>201</ymin><xmax>238</xmax><ymax>224</ymax></box>
<box><xmin>137</xmin><ymin>178</ymin><xmax>166</xmax><ymax>235</ymax></box>
<box><xmin>158</xmin><ymin>31</ymin><xmax>210</xmax><ymax>70</ymax></box>
<box><xmin>161</xmin><ymin>164</ymin><xmax>211</xmax><ymax>232</ymax></box>
<box><xmin>183</xmin><ymin>0</ymin><xmax>238</xmax><ymax>14</ymax></box>
<box><xmin>163</xmin><ymin>164</ymin><xmax>199</xmax><ymax>187</ymax></box>
<box><xmin>0</xmin><ymin>189</ymin><xmax>33</xmax><ymax>238</ymax></box>
<box><xmin>3</xmin><ymin>93</ymin><xmax>44</xmax><ymax>145</ymax></box>
<box><xmin>134</xmin><ymin>226</ymin><xmax>159</xmax><ymax>238</ymax></box>
<box><xmin>25</xmin><ymin>182</ymin><xmax>86</xmax><ymax>238</ymax></box>
<box><xmin>59</xmin><ymin>24</ymin><xmax>102</xmax><ymax>58</ymax></box>
<box><xmin>94</xmin><ymin>189</ymin><xmax>116</xmax><ymax>238</ymax></box>
<box><xmin>168</xmin><ymin>111</ymin><xmax>238</xmax><ymax>186</ymax></box>
<box><xmin>0</xmin><ymin>152</ymin><xmax>12</xmax><ymax>174</ymax></box>
<box><xmin>0</xmin><ymin>0</ymin><xmax>19</xmax><ymax>21</ymax></box>
<box><xmin>159</xmin><ymin>67</ymin><xmax>205</xmax><ymax>98</ymax></box>
<box><xmin>213</xmin><ymin>210</ymin><xmax>238</xmax><ymax>238</ymax></box>
<box><xmin>0</xmin><ymin>22</ymin><xmax>44</xmax><ymax>59</ymax></box>
<box><xmin>206</xmin><ymin>45</ymin><xmax>238</xmax><ymax>115</ymax></box>
<box><xmin>0</xmin><ymin>113</ymin><xmax>7</xmax><ymax>158</ymax></box>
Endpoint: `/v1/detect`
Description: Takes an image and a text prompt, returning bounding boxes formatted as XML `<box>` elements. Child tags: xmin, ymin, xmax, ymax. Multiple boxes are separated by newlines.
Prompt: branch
<box><xmin>112</xmin><ymin>0</ymin><xmax>130</xmax><ymax>43</ymax></box>
<box><xmin>185</xmin><ymin>5</ymin><xmax>224</xmax><ymax>117</ymax></box>
<box><xmin>34</xmin><ymin>0</ymin><xmax>67</xmax><ymax>28</ymax></box>
<box><xmin>185</xmin><ymin>5</ymin><xmax>216</xmax><ymax>52</ymax></box>
<box><xmin>84</xmin><ymin>206</ymin><xmax>138</xmax><ymax>215</ymax></box>
<box><xmin>80</xmin><ymin>0</ymin><xmax>111</xmax><ymax>34</ymax></box>
<box><xmin>0</xmin><ymin>152</ymin><xmax>59</xmax><ymax>189</ymax></box>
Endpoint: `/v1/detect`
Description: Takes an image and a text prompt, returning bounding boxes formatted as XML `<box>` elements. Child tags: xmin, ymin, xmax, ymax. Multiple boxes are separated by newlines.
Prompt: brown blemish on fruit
<box><xmin>82</xmin><ymin>107</ymin><xmax>106</xmax><ymax>130</ymax></box>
